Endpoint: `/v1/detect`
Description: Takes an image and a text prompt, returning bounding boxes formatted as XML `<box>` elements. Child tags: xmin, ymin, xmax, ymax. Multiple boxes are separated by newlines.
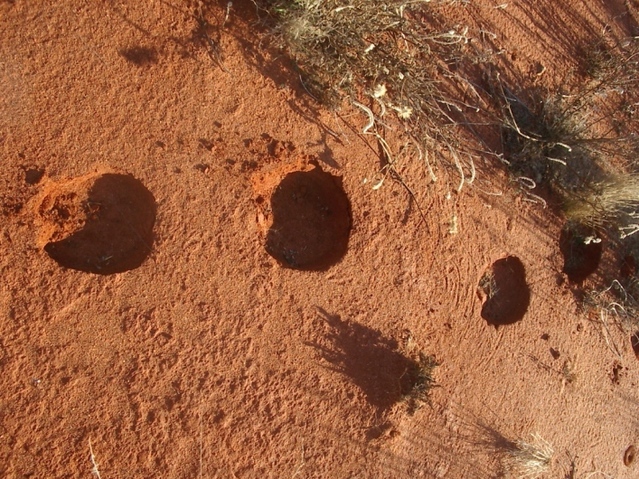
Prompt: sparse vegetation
<box><xmin>254</xmin><ymin>0</ymin><xmax>478</xmax><ymax>191</ymax></box>
<box><xmin>256</xmin><ymin>0</ymin><xmax>639</xmax><ymax>248</ymax></box>
<box><xmin>503</xmin><ymin>433</ymin><xmax>554</xmax><ymax>479</ymax></box>
<box><xmin>564</xmin><ymin>38</ymin><xmax>639</xmax><ymax>238</ymax></box>
<box><xmin>561</xmin><ymin>358</ymin><xmax>577</xmax><ymax>387</ymax></box>
<box><xmin>564</xmin><ymin>174</ymin><xmax>639</xmax><ymax>235</ymax></box>
<box><xmin>256</xmin><ymin>0</ymin><xmax>466</xmax><ymax>105</ymax></box>
<box><xmin>5</xmin><ymin>2</ymin><xmax>639</xmax><ymax>476</ymax></box>
<box><xmin>475</xmin><ymin>423</ymin><xmax>554</xmax><ymax>478</ymax></box>
<box><xmin>492</xmin><ymin>36</ymin><xmax>639</xmax><ymax>238</ymax></box>
<box><xmin>483</xmin><ymin>33</ymin><xmax>639</xmax><ymax>344</ymax></box>
<box><xmin>401</xmin><ymin>352</ymin><xmax>439</xmax><ymax>414</ymax></box>
<box><xmin>478</xmin><ymin>271</ymin><xmax>498</xmax><ymax>300</ymax></box>
<box><xmin>585</xmin><ymin>278</ymin><xmax>639</xmax><ymax>343</ymax></box>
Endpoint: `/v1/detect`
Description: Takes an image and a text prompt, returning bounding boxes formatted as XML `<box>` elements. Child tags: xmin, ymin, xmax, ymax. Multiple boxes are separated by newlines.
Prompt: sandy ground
<box><xmin>2</xmin><ymin>1</ymin><xmax>639</xmax><ymax>478</ymax></box>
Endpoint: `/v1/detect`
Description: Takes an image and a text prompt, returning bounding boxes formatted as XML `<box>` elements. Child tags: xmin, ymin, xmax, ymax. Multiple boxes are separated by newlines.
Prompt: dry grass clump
<box><xmin>581</xmin><ymin>36</ymin><xmax>639</xmax><ymax>91</ymax></box>
<box><xmin>473</xmin><ymin>422</ymin><xmax>554</xmax><ymax>479</ymax></box>
<box><xmin>564</xmin><ymin>174</ymin><xmax>639</xmax><ymax>237</ymax></box>
<box><xmin>257</xmin><ymin>0</ymin><xmax>467</xmax><ymax>105</ymax></box>
<box><xmin>586</xmin><ymin>277</ymin><xmax>639</xmax><ymax>338</ymax></box>
<box><xmin>402</xmin><ymin>352</ymin><xmax>439</xmax><ymax>414</ymax></box>
<box><xmin>568</xmin><ymin>37</ymin><xmax>639</xmax><ymax>235</ymax></box>
<box><xmin>547</xmin><ymin>36</ymin><xmax>639</xmax><ymax>333</ymax></box>
<box><xmin>493</xmin><ymin>36</ymin><xmax>639</xmax><ymax>236</ymax></box>
<box><xmin>255</xmin><ymin>0</ymin><xmax>477</xmax><ymax>189</ymax></box>
<box><xmin>503</xmin><ymin>433</ymin><xmax>554</xmax><ymax>479</ymax></box>
<box><xmin>496</xmin><ymin>83</ymin><xmax>616</xmax><ymax>196</ymax></box>
<box><xmin>257</xmin><ymin>1</ymin><xmax>639</xmax><ymax>230</ymax></box>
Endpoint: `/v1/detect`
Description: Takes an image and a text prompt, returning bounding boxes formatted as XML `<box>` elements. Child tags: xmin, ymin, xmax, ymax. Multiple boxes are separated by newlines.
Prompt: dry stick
<box><xmin>583</xmin><ymin>471</ymin><xmax>615</xmax><ymax>479</ymax></box>
<box><xmin>196</xmin><ymin>8</ymin><xmax>229</xmax><ymax>73</ymax></box>
<box><xmin>466</xmin><ymin>153</ymin><xmax>476</xmax><ymax>184</ymax></box>
<box><xmin>621</xmin><ymin>222</ymin><xmax>639</xmax><ymax>238</ymax></box>
<box><xmin>516</xmin><ymin>176</ymin><xmax>548</xmax><ymax>208</ymax></box>
<box><xmin>223</xmin><ymin>1</ymin><xmax>233</xmax><ymax>28</ymax></box>
<box><xmin>599</xmin><ymin>309</ymin><xmax>623</xmax><ymax>360</ymax></box>
<box><xmin>89</xmin><ymin>439</ymin><xmax>102</xmax><ymax>479</ymax></box>
<box><xmin>291</xmin><ymin>443</ymin><xmax>306</xmax><ymax>478</ymax></box>
<box><xmin>408</xmin><ymin>134</ymin><xmax>437</xmax><ymax>182</ymax></box>
<box><xmin>430</xmin><ymin>97</ymin><xmax>478</xmax><ymax>193</ymax></box>
<box><xmin>352</xmin><ymin>100</ymin><xmax>429</xmax><ymax>227</ymax></box>
<box><xmin>199</xmin><ymin>410</ymin><xmax>204</xmax><ymax>479</ymax></box>
<box><xmin>496</xmin><ymin>74</ymin><xmax>573</xmax><ymax>152</ymax></box>
<box><xmin>585</xmin><ymin>287</ymin><xmax>629</xmax><ymax>361</ymax></box>
<box><xmin>377</xmin><ymin>139</ymin><xmax>430</xmax><ymax>228</ymax></box>
<box><xmin>352</xmin><ymin>101</ymin><xmax>375</xmax><ymax>134</ymax></box>
<box><xmin>298</xmin><ymin>74</ymin><xmax>320</xmax><ymax>102</ymax></box>
<box><xmin>599</xmin><ymin>279</ymin><xmax>635</xmax><ymax>307</ymax></box>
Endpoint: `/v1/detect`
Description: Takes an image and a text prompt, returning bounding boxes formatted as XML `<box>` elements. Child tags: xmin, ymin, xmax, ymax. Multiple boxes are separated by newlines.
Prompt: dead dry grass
<box><xmin>89</xmin><ymin>439</ymin><xmax>103</xmax><ymax>479</ymax></box>
<box><xmin>503</xmin><ymin>433</ymin><xmax>554</xmax><ymax>479</ymax></box>
<box><xmin>492</xmin><ymin>36</ymin><xmax>639</xmax><ymax>234</ymax></box>
<box><xmin>256</xmin><ymin>1</ymin><xmax>639</xmax><ymax>240</ymax></box>
<box><xmin>254</xmin><ymin>0</ymin><xmax>480</xmax><ymax>191</ymax></box>
<box><xmin>565</xmin><ymin>174</ymin><xmax>639</xmax><ymax>236</ymax></box>
<box><xmin>402</xmin><ymin>352</ymin><xmax>439</xmax><ymax>415</ymax></box>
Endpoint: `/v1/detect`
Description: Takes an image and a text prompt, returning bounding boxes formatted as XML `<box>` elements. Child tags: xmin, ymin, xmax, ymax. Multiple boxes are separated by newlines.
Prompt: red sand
<box><xmin>2</xmin><ymin>1</ymin><xmax>639</xmax><ymax>477</ymax></box>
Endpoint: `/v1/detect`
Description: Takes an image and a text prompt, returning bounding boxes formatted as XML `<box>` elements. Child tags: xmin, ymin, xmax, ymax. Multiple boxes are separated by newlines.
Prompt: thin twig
<box><xmin>89</xmin><ymin>439</ymin><xmax>102</xmax><ymax>479</ymax></box>
<box><xmin>598</xmin><ymin>309</ymin><xmax>623</xmax><ymax>360</ymax></box>
<box><xmin>352</xmin><ymin>100</ymin><xmax>376</xmax><ymax>134</ymax></box>
<box><xmin>291</xmin><ymin>443</ymin><xmax>306</xmax><ymax>478</ymax></box>
<box><xmin>199</xmin><ymin>410</ymin><xmax>204</xmax><ymax>479</ymax></box>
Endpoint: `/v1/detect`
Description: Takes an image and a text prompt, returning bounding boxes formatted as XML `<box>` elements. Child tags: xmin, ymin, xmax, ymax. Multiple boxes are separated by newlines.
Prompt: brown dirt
<box><xmin>1</xmin><ymin>1</ymin><xmax>639</xmax><ymax>478</ymax></box>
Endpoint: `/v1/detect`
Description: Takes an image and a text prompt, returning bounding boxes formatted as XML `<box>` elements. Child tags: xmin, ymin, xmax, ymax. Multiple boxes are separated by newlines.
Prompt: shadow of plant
<box><xmin>309</xmin><ymin>308</ymin><xmax>437</xmax><ymax>414</ymax></box>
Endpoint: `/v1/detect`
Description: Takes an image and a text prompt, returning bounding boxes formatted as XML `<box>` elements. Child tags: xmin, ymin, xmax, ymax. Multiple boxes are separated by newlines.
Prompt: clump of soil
<box><xmin>36</xmin><ymin>172</ymin><xmax>156</xmax><ymax>274</ymax></box>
